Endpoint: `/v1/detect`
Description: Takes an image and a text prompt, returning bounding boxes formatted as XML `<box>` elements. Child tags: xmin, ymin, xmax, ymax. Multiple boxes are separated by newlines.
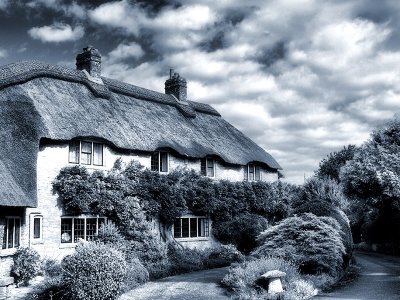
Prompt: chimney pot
<box><xmin>76</xmin><ymin>46</ymin><xmax>101</xmax><ymax>77</ymax></box>
<box><xmin>165</xmin><ymin>70</ymin><xmax>187</xmax><ymax>101</ymax></box>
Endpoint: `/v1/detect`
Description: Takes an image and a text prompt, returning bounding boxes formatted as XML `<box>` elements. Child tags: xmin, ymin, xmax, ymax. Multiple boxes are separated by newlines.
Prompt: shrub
<box><xmin>29</xmin><ymin>275</ymin><xmax>66</xmax><ymax>300</ymax></box>
<box><xmin>121</xmin><ymin>258</ymin><xmax>149</xmax><ymax>292</ymax></box>
<box><xmin>222</xmin><ymin>256</ymin><xmax>302</xmax><ymax>299</ymax></box>
<box><xmin>11</xmin><ymin>247</ymin><xmax>41</xmax><ymax>286</ymax></box>
<box><xmin>61</xmin><ymin>242</ymin><xmax>127</xmax><ymax>300</ymax></box>
<box><xmin>167</xmin><ymin>245</ymin><xmax>205</xmax><ymax>275</ymax></box>
<box><xmin>285</xmin><ymin>279</ymin><xmax>317</xmax><ymax>300</ymax></box>
<box><xmin>253</xmin><ymin>213</ymin><xmax>345</xmax><ymax>276</ymax></box>
<box><xmin>41</xmin><ymin>259</ymin><xmax>62</xmax><ymax>277</ymax></box>
<box><xmin>213</xmin><ymin>213</ymin><xmax>269</xmax><ymax>253</ymax></box>
<box><xmin>204</xmin><ymin>244</ymin><xmax>244</xmax><ymax>268</ymax></box>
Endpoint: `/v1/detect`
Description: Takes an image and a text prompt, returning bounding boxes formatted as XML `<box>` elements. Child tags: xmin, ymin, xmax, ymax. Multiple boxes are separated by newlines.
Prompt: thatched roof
<box><xmin>0</xmin><ymin>61</ymin><xmax>281</xmax><ymax>207</ymax></box>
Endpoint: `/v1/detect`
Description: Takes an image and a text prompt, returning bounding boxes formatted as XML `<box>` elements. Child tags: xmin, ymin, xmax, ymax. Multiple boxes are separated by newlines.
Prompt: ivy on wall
<box><xmin>53</xmin><ymin>159</ymin><xmax>297</xmax><ymax>252</ymax></box>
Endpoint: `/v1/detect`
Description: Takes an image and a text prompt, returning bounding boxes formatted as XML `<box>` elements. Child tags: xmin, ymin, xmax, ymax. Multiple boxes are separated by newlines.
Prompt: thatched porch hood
<box><xmin>0</xmin><ymin>49</ymin><xmax>281</xmax><ymax>207</ymax></box>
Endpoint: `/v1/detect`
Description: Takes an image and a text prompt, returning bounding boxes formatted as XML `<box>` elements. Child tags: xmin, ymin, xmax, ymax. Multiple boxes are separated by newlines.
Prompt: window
<box><xmin>246</xmin><ymin>164</ymin><xmax>261</xmax><ymax>181</ymax></box>
<box><xmin>61</xmin><ymin>217</ymin><xmax>106</xmax><ymax>244</ymax></box>
<box><xmin>33</xmin><ymin>216</ymin><xmax>42</xmax><ymax>239</ymax></box>
<box><xmin>151</xmin><ymin>151</ymin><xmax>168</xmax><ymax>172</ymax></box>
<box><xmin>69</xmin><ymin>140</ymin><xmax>103</xmax><ymax>166</ymax></box>
<box><xmin>2</xmin><ymin>217</ymin><xmax>21</xmax><ymax>249</ymax></box>
<box><xmin>201</xmin><ymin>158</ymin><xmax>215</xmax><ymax>177</ymax></box>
<box><xmin>173</xmin><ymin>217</ymin><xmax>209</xmax><ymax>239</ymax></box>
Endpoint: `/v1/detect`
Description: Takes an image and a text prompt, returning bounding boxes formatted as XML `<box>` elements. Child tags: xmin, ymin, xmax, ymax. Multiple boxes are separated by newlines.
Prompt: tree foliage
<box><xmin>340</xmin><ymin>116</ymin><xmax>400</xmax><ymax>252</ymax></box>
<box><xmin>253</xmin><ymin>213</ymin><xmax>346</xmax><ymax>276</ymax></box>
<box><xmin>316</xmin><ymin>145</ymin><xmax>356</xmax><ymax>182</ymax></box>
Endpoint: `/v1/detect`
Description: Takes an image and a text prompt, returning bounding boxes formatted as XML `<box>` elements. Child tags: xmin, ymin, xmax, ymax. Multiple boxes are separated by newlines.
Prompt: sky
<box><xmin>1</xmin><ymin>0</ymin><xmax>400</xmax><ymax>184</ymax></box>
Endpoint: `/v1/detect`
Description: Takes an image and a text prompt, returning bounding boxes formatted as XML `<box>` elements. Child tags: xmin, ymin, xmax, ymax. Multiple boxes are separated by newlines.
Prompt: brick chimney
<box><xmin>165</xmin><ymin>69</ymin><xmax>187</xmax><ymax>101</ymax></box>
<box><xmin>76</xmin><ymin>46</ymin><xmax>101</xmax><ymax>77</ymax></box>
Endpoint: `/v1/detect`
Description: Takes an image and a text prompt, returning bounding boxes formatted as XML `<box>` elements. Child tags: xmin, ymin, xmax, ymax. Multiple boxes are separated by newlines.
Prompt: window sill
<box><xmin>174</xmin><ymin>237</ymin><xmax>210</xmax><ymax>242</ymax></box>
<box><xmin>0</xmin><ymin>248</ymin><xmax>17</xmax><ymax>257</ymax></box>
<box><xmin>59</xmin><ymin>243</ymin><xmax>77</xmax><ymax>249</ymax></box>
<box><xmin>31</xmin><ymin>239</ymin><xmax>44</xmax><ymax>245</ymax></box>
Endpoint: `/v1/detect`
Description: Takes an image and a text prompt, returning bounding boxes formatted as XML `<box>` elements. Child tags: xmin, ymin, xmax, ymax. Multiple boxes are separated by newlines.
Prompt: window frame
<box><xmin>60</xmin><ymin>216</ymin><xmax>106</xmax><ymax>244</ymax></box>
<box><xmin>68</xmin><ymin>140</ymin><xmax>104</xmax><ymax>167</ymax></box>
<box><xmin>32</xmin><ymin>215</ymin><xmax>43</xmax><ymax>241</ymax></box>
<box><xmin>151</xmin><ymin>151</ymin><xmax>169</xmax><ymax>173</ymax></box>
<box><xmin>246</xmin><ymin>164</ymin><xmax>262</xmax><ymax>181</ymax></box>
<box><xmin>2</xmin><ymin>216</ymin><xmax>21</xmax><ymax>250</ymax></box>
<box><xmin>201</xmin><ymin>158</ymin><xmax>215</xmax><ymax>177</ymax></box>
<box><xmin>173</xmin><ymin>216</ymin><xmax>210</xmax><ymax>240</ymax></box>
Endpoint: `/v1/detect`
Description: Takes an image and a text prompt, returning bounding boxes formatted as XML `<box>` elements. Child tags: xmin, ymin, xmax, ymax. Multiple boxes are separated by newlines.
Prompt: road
<box><xmin>119</xmin><ymin>267</ymin><xmax>230</xmax><ymax>300</ymax></box>
<box><xmin>314</xmin><ymin>252</ymin><xmax>400</xmax><ymax>300</ymax></box>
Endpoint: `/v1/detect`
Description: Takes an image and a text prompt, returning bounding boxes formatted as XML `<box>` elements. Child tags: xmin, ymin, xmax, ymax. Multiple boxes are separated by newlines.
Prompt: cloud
<box><xmin>107</xmin><ymin>42</ymin><xmax>144</xmax><ymax>63</ymax></box>
<box><xmin>89</xmin><ymin>0</ymin><xmax>145</xmax><ymax>36</ymax></box>
<box><xmin>87</xmin><ymin>0</ymin><xmax>400</xmax><ymax>184</ymax></box>
<box><xmin>28</xmin><ymin>23</ymin><xmax>84</xmax><ymax>43</ymax></box>
<box><xmin>26</xmin><ymin>0</ymin><xmax>86</xmax><ymax>18</ymax></box>
<box><xmin>0</xmin><ymin>48</ymin><xmax>8</xmax><ymax>58</ymax></box>
<box><xmin>0</xmin><ymin>0</ymin><xmax>9</xmax><ymax>10</ymax></box>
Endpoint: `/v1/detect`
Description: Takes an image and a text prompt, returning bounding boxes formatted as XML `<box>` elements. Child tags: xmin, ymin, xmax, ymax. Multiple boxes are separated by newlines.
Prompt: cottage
<box><xmin>0</xmin><ymin>46</ymin><xmax>281</xmax><ymax>277</ymax></box>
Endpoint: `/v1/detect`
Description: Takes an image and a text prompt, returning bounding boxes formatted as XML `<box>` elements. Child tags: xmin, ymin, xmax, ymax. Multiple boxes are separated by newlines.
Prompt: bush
<box><xmin>61</xmin><ymin>242</ymin><xmax>127</xmax><ymax>300</ymax></box>
<box><xmin>41</xmin><ymin>259</ymin><xmax>62</xmax><ymax>277</ymax></box>
<box><xmin>121</xmin><ymin>258</ymin><xmax>149</xmax><ymax>292</ymax></box>
<box><xmin>11</xmin><ymin>247</ymin><xmax>41</xmax><ymax>286</ymax></box>
<box><xmin>285</xmin><ymin>279</ymin><xmax>317</xmax><ymax>300</ymax></box>
<box><xmin>222</xmin><ymin>256</ymin><xmax>309</xmax><ymax>299</ymax></box>
<box><xmin>253</xmin><ymin>213</ymin><xmax>346</xmax><ymax>276</ymax></box>
<box><xmin>167</xmin><ymin>245</ymin><xmax>205</xmax><ymax>275</ymax></box>
<box><xmin>204</xmin><ymin>244</ymin><xmax>244</xmax><ymax>268</ymax></box>
<box><xmin>213</xmin><ymin>213</ymin><xmax>269</xmax><ymax>253</ymax></box>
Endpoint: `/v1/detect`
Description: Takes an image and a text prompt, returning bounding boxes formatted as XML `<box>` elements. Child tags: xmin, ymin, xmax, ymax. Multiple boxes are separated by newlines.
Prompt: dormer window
<box><xmin>246</xmin><ymin>163</ymin><xmax>261</xmax><ymax>181</ymax></box>
<box><xmin>69</xmin><ymin>140</ymin><xmax>103</xmax><ymax>166</ymax></box>
<box><xmin>151</xmin><ymin>151</ymin><xmax>169</xmax><ymax>173</ymax></box>
<box><xmin>201</xmin><ymin>158</ymin><xmax>215</xmax><ymax>177</ymax></box>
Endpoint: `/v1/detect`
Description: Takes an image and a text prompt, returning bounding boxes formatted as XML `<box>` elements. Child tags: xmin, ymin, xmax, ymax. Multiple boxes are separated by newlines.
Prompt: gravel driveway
<box><xmin>119</xmin><ymin>267</ymin><xmax>230</xmax><ymax>300</ymax></box>
<box><xmin>314</xmin><ymin>252</ymin><xmax>400</xmax><ymax>300</ymax></box>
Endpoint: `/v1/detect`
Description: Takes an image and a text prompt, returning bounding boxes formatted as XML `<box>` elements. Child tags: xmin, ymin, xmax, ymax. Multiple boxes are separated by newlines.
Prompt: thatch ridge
<box><xmin>0</xmin><ymin>61</ymin><xmax>220</xmax><ymax>117</ymax></box>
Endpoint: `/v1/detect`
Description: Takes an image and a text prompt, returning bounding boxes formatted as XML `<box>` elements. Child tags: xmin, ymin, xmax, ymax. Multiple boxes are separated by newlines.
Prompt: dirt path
<box><xmin>119</xmin><ymin>267</ymin><xmax>230</xmax><ymax>300</ymax></box>
<box><xmin>314</xmin><ymin>252</ymin><xmax>400</xmax><ymax>300</ymax></box>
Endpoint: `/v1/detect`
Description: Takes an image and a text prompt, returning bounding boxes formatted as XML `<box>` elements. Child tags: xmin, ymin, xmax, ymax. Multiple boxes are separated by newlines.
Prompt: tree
<box><xmin>316</xmin><ymin>145</ymin><xmax>356</xmax><ymax>182</ymax></box>
<box><xmin>340</xmin><ymin>116</ymin><xmax>400</xmax><ymax>253</ymax></box>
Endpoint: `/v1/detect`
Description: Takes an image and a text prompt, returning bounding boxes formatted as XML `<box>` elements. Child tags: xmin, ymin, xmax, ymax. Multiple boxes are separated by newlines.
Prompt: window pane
<box><xmin>81</xmin><ymin>142</ymin><xmax>92</xmax><ymax>165</ymax></box>
<box><xmin>255</xmin><ymin>166</ymin><xmax>261</xmax><ymax>181</ymax></box>
<box><xmin>86</xmin><ymin>218</ymin><xmax>97</xmax><ymax>241</ymax></box>
<box><xmin>200</xmin><ymin>158</ymin><xmax>206</xmax><ymax>176</ymax></box>
<box><xmin>93</xmin><ymin>143</ymin><xmax>103</xmax><ymax>166</ymax></box>
<box><xmin>74</xmin><ymin>219</ymin><xmax>85</xmax><ymax>242</ymax></box>
<box><xmin>248</xmin><ymin>164</ymin><xmax>254</xmax><ymax>181</ymax></box>
<box><xmin>204</xmin><ymin>219</ymin><xmax>209</xmax><ymax>237</ymax></box>
<box><xmin>207</xmin><ymin>159</ymin><xmax>214</xmax><ymax>177</ymax></box>
<box><xmin>160</xmin><ymin>152</ymin><xmax>168</xmax><ymax>172</ymax></box>
<box><xmin>34</xmin><ymin>217</ymin><xmax>41</xmax><ymax>239</ymax></box>
<box><xmin>173</xmin><ymin>218</ymin><xmax>181</xmax><ymax>238</ymax></box>
<box><xmin>7</xmin><ymin>219</ymin><xmax>14</xmax><ymax>249</ymax></box>
<box><xmin>181</xmin><ymin>218</ymin><xmax>189</xmax><ymax>238</ymax></box>
<box><xmin>14</xmin><ymin>218</ymin><xmax>20</xmax><ymax>247</ymax></box>
<box><xmin>151</xmin><ymin>152</ymin><xmax>159</xmax><ymax>171</ymax></box>
<box><xmin>2</xmin><ymin>221</ymin><xmax>6</xmax><ymax>249</ymax></box>
<box><xmin>69</xmin><ymin>141</ymin><xmax>80</xmax><ymax>163</ymax></box>
<box><xmin>81</xmin><ymin>153</ymin><xmax>91</xmax><ymax>165</ymax></box>
<box><xmin>61</xmin><ymin>219</ymin><xmax>72</xmax><ymax>243</ymax></box>
<box><xmin>190</xmin><ymin>218</ymin><xmax>197</xmax><ymax>237</ymax></box>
